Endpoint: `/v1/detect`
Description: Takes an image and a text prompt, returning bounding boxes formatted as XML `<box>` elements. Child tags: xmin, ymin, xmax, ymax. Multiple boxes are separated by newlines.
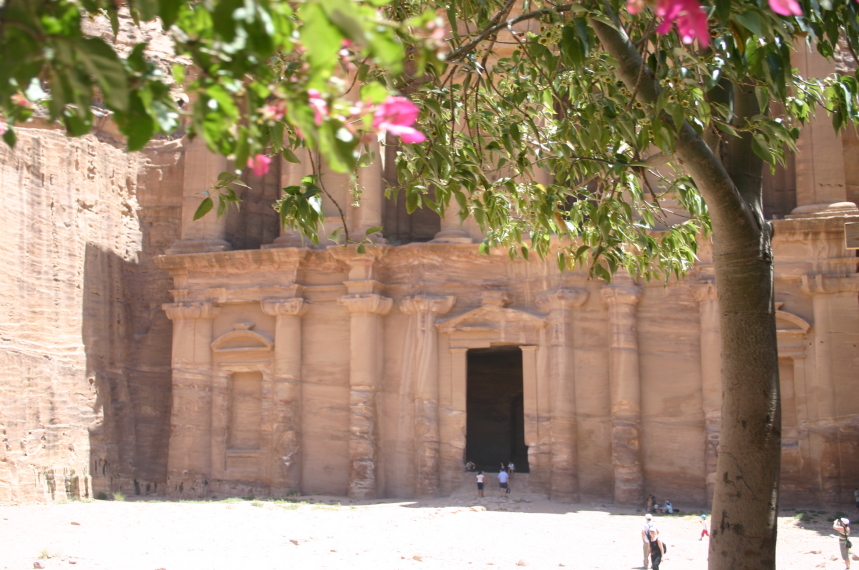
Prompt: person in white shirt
<box><xmin>476</xmin><ymin>471</ymin><xmax>485</xmax><ymax>498</ymax></box>
<box><xmin>641</xmin><ymin>513</ymin><xmax>656</xmax><ymax>569</ymax></box>
<box><xmin>834</xmin><ymin>518</ymin><xmax>851</xmax><ymax>569</ymax></box>
<box><xmin>507</xmin><ymin>462</ymin><xmax>515</xmax><ymax>479</ymax></box>
<box><xmin>498</xmin><ymin>469</ymin><xmax>510</xmax><ymax>496</ymax></box>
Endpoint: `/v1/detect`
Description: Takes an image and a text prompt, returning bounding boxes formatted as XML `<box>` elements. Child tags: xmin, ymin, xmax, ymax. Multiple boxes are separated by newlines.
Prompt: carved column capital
<box><xmin>600</xmin><ymin>285</ymin><xmax>642</xmax><ymax>307</ymax></box>
<box><xmin>801</xmin><ymin>274</ymin><xmax>859</xmax><ymax>295</ymax></box>
<box><xmin>261</xmin><ymin>297</ymin><xmax>308</xmax><ymax>317</ymax></box>
<box><xmin>536</xmin><ymin>288</ymin><xmax>589</xmax><ymax>313</ymax></box>
<box><xmin>338</xmin><ymin>294</ymin><xmax>393</xmax><ymax>315</ymax></box>
<box><xmin>400</xmin><ymin>295</ymin><xmax>456</xmax><ymax>316</ymax></box>
<box><xmin>163</xmin><ymin>302</ymin><xmax>220</xmax><ymax>320</ymax></box>
<box><xmin>691</xmin><ymin>281</ymin><xmax>718</xmax><ymax>303</ymax></box>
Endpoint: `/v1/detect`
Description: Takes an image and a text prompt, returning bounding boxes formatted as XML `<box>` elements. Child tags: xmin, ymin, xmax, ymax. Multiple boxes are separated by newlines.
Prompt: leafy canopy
<box><xmin>1</xmin><ymin>0</ymin><xmax>859</xmax><ymax>279</ymax></box>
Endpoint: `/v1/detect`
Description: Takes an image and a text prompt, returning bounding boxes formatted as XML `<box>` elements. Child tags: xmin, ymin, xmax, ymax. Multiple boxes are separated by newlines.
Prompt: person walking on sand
<box><xmin>699</xmin><ymin>514</ymin><xmax>710</xmax><ymax>540</ymax></box>
<box><xmin>834</xmin><ymin>518</ymin><xmax>852</xmax><ymax>569</ymax></box>
<box><xmin>649</xmin><ymin>528</ymin><xmax>666</xmax><ymax>570</ymax></box>
<box><xmin>498</xmin><ymin>469</ymin><xmax>510</xmax><ymax>497</ymax></box>
<box><xmin>476</xmin><ymin>471</ymin><xmax>485</xmax><ymax>498</ymax></box>
<box><xmin>641</xmin><ymin>513</ymin><xmax>656</xmax><ymax>569</ymax></box>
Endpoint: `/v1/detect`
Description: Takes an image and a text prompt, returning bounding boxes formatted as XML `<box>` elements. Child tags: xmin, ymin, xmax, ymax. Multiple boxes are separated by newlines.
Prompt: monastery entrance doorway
<box><xmin>465</xmin><ymin>346</ymin><xmax>529</xmax><ymax>473</ymax></box>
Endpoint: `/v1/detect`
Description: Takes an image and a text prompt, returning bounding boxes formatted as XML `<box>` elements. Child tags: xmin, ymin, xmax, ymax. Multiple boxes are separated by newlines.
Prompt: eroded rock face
<box><xmin>0</xmin><ymin>128</ymin><xmax>180</xmax><ymax>502</ymax></box>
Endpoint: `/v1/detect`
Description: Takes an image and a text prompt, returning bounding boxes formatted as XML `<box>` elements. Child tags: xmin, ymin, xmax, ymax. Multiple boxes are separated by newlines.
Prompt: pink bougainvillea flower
<box><xmin>769</xmin><ymin>0</ymin><xmax>802</xmax><ymax>16</ymax></box>
<box><xmin>0</xmin><ymin>121</ymin><xmax>6</xmax><ymax>136</ymax></box>
<box><xmin>372</xmin><ymin>96</ymin><xmax>426</xmax><ymax>144</ymax></box>
<box><xmin>260</xmin><ymin>100</ymin><xmax>287</xmax><ymax>122</ymax></box>
<box><xmin>626</xmin><ymin>0</ymin><xmax>646</xmax><ymax>15</ymax></box>
<box><xmin>655</xmin><ymin>0</ymin><xmax>710</xmax><ymax>48</ymax></box>
<box><xmin>307</xmin><ymin>89</ymin><xmax>328</xmax><ymax>126</ymax></box>
<box><xmin>250</xmin><ymin>154</ymin><xmax>272</xmax><ymax>177</ymax></box>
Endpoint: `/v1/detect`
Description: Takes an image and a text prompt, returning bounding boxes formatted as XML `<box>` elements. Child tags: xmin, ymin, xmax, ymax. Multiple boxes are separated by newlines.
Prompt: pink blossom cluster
<box><xmin>250</xmin><ymin>94</ymin><xmax>425</xmax><ymax>177</ymax></box>
<box><xmin>628</xmin><ymin>0</ymin><xmax>806</xmax><ymax>46</ymax></box>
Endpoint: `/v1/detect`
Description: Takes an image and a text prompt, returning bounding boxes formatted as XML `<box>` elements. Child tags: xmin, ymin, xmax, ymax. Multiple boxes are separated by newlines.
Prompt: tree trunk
<box><xmin>590</xmin><ymin>19</ymin><xmax>782</xmax><ymax>570</ymax></box>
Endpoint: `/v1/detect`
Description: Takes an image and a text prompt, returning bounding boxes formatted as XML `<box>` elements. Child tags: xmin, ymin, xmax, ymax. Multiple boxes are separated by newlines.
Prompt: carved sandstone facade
<box><xmin>1</xmin><ymin>47</ymin><xmax>858</xmax><ymax>506</ymax></box>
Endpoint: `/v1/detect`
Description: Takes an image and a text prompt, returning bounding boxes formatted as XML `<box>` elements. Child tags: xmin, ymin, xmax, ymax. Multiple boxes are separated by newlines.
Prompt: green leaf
<box><xmin>283</xmin><ymin>148</ymin><xmax>301</xmax><ymax>163</ymax></box>
<box><xmin>193</xmin><ymin>197</ymin><xmax>214</xmax><ymax>220</ymax></box>
<box><xmin>365</xmin><ymin>226</ymin><xmax>383</xmax><ymax>235</ymax></box>
<box><xmin>734</xmin><ymin>11</ymin><xmax>763</xmax><ymax>38</ymax></box>
<box><xmin>751</xmin><ymin>134</ymin><xmax>775</xmax><ymax>165</ymax></box>
<box><xmin>3</xmin><ymin>126</ymin><xmax>17</xmax><ymax>147</ymax></box>
<box><xmin>75</xmin><ymin>38</ymin><xmax>129</xmax><ymax>113</ymax></box>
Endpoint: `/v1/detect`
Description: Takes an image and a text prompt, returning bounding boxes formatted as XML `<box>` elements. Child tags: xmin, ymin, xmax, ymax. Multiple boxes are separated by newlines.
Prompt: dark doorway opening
<box><xmin>466</xmin><ymin>346</ymin><xmax>529</xmax><ymax>473</ymax></box>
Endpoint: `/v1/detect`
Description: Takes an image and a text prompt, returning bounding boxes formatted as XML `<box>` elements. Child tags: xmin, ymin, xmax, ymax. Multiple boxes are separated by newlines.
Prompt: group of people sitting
<box><xmin>646</xmin><ymin>494</ymin><xmax>673</xmax><ymax>514</ymax></box>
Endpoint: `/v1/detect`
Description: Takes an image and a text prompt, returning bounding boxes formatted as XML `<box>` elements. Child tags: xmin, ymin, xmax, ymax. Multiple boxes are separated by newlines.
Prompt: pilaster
<box><xmin>261</xmin><ymin>295</ymin><xmax>309</xmax><ymax>493</ymax></box>
<box><xmin>338</xmin><ymin>291</ymin><xmax>393</xmax><ymax>499</ymax></box>
<box><xmin>400</xmin><ymin>295</ymin><xmax>456</xmax><ymax>498</ymax></box>
<box><xmin>600</xmin><ymin>284</ymin><xmax>644</xmax><ymax>507</ymax></box>
<box><xmin>536</xmin><ymin>288</ymin><xmax>589</xmax><ymax>502</ymax></box>
<box><xmin>163</xmin><ymin>301</ymin><xmax>220</xmax><ymax>496</ymax></box>
<box><xmin>692</xmin><ymin>281</ymin><xmax>722</xmax><ymax>506</ymax></box>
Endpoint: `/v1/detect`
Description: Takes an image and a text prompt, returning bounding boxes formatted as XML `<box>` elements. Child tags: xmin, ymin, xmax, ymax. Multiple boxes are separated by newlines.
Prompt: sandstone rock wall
<box><xmin>0</xmin><ymin>129</ymin><xmax>179</xmax><ymax>502</ymax></box>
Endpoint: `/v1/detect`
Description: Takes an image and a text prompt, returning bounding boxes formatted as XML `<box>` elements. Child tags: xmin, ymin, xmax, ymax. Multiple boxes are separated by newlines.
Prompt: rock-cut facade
<box><xmin>0</xmin><ymin>47</ymin><xmax>858</xmax><ymax>507</ymax></box>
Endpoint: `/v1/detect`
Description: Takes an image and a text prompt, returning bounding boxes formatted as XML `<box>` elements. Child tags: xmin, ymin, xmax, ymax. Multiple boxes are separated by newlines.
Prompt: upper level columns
<box><xmin>600</xmin><ymin>284</ymin><xmax>644</xmax><ymax>506</ymax></box>
<box><xmin>162</xmin><ymin>301</ymin><xmax>220</xmax><ymax>494</ymax></box>
<box><xmin>267</xmin><ymin>148</ymin><xmax>311</xmax><ymax>248</ymax></box>
<box><xmin>167</xmin><ymin>137</ymin><xmax>233</xmax><ymax>254</ymax></box>
<box><xmin>791</xmin><ymin>43</ymin><xmax>858</xmax><ymax>216</ymax></box>
<box><xmin>261</xmin><ymin>294</ymin><xmax>308</xmax><ymax>493</ymax></box>
<box><xmin>537</xmin><ymin>288</ymin><xmax>589</xmax><ymax>502</ymax></box>
<box><xmin>400</xmin><ymin>295</ymin><xmax>456</xmax><ymax>498</ymax></box>
<box><xmin>355</xmin><ymin>139</ymin><xmax>387</xmax><ymax>243</ymax></box>
<box><xmin>692</xmin><ymin>282</ymin><xmax>722</xmax><ymax>505</ymax></box>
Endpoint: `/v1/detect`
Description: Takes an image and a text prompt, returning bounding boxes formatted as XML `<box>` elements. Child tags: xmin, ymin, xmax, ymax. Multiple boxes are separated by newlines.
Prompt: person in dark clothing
<box><xmin>649</xmin><ymin>529</ymin><xmax>665</xmax><ymax>570</ymax></box>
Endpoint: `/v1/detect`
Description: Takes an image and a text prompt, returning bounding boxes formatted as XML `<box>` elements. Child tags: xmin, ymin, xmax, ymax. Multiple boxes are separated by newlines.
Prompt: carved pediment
<box><xmin>437</xmin><ymin>304</ymin><xmax>546</xmax><ymax>333</ymax></box>
<box><xmin>774</xmin><ymin>303</ymin><xmax>811</xmax><ymax>337</ymax></box>
<box><xmin>211</xmin><ymin>324</ymin><xmax>273</xmax><ymax>354</ymax></box>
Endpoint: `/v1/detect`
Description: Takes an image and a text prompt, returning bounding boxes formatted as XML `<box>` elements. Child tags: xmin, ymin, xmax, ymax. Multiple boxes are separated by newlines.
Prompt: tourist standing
<box><xmin>498</xmin><ymin>469</ymin><xmax>510</xmax><ymax>496</ymax></box>
<box><xmin>507</xmin><ymin>461</ymin><xmax>515</xmax><ymax>479</ymax></box>
<box><xmin>649</xmin><ymin>528</ymin><xmax>665</xmax><ymax>570</ymax></box>
<box><xmin>476</xmin><ymin>471</ymin><xmax>485</xmax><ymax>498</ymax></box>
<box><xmin>642</xmin><ymin>513</ymin><xmax>655</xmax><ymax>569</ymax></box>
<box><xmin>834</xmin><ymin>518</ymin><xmax>851</xmax><ymax>570</ymax></box>
<box><xmin>854</xmin><ymin>488</ymin><xmax>859</xmax><ymax>513</ymax></box>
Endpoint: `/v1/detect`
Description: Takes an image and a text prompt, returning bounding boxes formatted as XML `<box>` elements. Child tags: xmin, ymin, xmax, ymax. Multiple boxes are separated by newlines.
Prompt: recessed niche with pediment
<box><xmin>211</xmin><ymin>322</ymin><xmax>273</xmax><ymax>362</ymax></box>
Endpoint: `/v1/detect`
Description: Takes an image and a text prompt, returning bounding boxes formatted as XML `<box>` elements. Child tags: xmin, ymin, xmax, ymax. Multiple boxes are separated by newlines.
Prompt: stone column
<box><xmin>430</xmin><ymin>200</ymin><xmax>473</xmax><ymax>243</ymax></box>
<box><xmin>167</xmin><ymin>137</ymin><xmax>233</xmax><ymax>254</ymax></box>
<box><xmin>791</xmin><ymin>42</ymin><xmax>859</xmax><ymax>216</ymax></box>
<box><xmin>600</xmin><ymin>285</ymin><xmax>644</xmax><ymax>506</ymax></box>
<box><xmin>537</xmin><ymin>288</ymin><xmax>589</xmax><ymax>502</ymax></box>
<box><xmin>261</xmin><ymin>296</ymin><xmax>308</xmax><ymax>494</ymax></box>
<box><xmin>338</xmin><ymin>292</ymin><xmax>393</xmax><ymax>499</ymax></box>
<box><xmin>400</xmin><ymin>295</ymin><xmax>456</xmax><ymax>498</ymax></box>
<box><xmin>692</xmin><ymin>282</ymin><xmax>722</xmax><ymax>506</ymax></box>
<box><xmin>439</xmin><ymin>346</ymin><xmax>469</xmax><ymax>495</ymax></box>
<box><xmin>267</xmin><ymin>147</ymin><xmax>311</xmax><ymax>248</ymax></box>
<box><xmin>355</xmin><ymin>139</ymin><xmax>387</xmax><ymax>243</ymax></box>
<box><xmin>801</xmin><ymin>274</ymin><xmax>859</xmax><ymax>504</ymax></box>
<box><xmin>163</xmin><ymin>301</ymin><xmax>220</xmax><ymax>496</ymax></box>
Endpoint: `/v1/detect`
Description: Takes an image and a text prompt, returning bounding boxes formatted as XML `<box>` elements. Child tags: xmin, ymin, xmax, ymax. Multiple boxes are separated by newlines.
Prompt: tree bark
<box><xmin>591</xmin><ymin>19</ymin><xmax>782</xmax><ymax>570</ymax></box>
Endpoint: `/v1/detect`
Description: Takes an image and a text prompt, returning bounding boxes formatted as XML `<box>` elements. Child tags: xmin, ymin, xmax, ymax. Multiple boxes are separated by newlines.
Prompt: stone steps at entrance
<box><xmin>450</xmin><ymin>471</ymin><xmax>546</xmax><ymax>499</ymax></box>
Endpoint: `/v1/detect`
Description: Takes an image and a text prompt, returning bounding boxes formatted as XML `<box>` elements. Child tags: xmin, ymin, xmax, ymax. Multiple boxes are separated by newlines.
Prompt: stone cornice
<box><xmin>801</xmin><ymin>273</ymin><xmax>859</xmax><ymax>294</ymax></box>
<box><xmin>400</xmin><ymin>295</ymin><xmax>456</xmax><ymax>316</ymax></box>
<box><xmin>163</xmin><ymin>301</ymin><xmax>220</xmax><ymax>320</ymax></box>
<box><xmin>155</xmin><ymin>248</ymin><xmax>309</xmax><ymax>275</ymax></box>
<box><xmin>338</xmin><ymin>294</ymin><xmax>393</xmax><ymax>315</ymax></box>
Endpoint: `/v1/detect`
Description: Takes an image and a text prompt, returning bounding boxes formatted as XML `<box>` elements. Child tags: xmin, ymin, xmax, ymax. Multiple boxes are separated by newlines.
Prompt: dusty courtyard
<box><xmin>1</xmin><ymin>488</ymin><xmax>854</xmax><ymax>570</ymax></box>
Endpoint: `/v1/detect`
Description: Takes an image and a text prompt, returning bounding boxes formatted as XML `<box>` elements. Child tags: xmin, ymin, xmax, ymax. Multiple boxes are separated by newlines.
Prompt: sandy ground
<box><xmin>1</xmin><ymin>490</ymin><xmax>855</xmax><ymax>570</ymax></box>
